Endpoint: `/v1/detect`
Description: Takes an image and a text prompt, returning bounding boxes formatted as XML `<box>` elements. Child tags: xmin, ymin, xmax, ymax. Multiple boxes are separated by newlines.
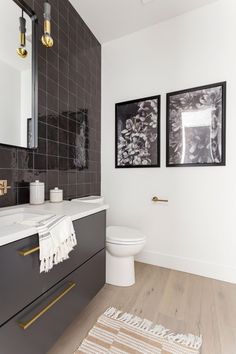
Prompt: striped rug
<box><xmin>76</xmin><ymin>307</ymin><xmax>202</xmax><ymax>354</ymax></box>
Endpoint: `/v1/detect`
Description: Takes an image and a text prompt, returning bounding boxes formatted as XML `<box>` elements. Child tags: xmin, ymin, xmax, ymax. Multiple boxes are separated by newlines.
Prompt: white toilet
<box><xmin>106</xmin><ymin>226</ymin><xmax>146</xmax><ymax>287</ymax></box>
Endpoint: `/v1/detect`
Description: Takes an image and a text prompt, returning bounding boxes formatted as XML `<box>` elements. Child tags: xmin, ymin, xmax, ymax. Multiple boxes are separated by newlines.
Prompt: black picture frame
<box><xmin>166</xmin><ymin>82</ymin><xmax>226</xmax><ymax>167</ymax></box>
<box><xmin>115</xmin><ymin>95</ymin><xmax>161</xmax><ymax>168</ymax></box>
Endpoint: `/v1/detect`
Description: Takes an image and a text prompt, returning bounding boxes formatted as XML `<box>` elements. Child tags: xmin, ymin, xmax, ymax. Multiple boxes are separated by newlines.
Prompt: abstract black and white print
<box><xmin>166</xmin><ymin>82</ymin><xmax>226</xmax><ymax>167</ymax></box>
<box><xmin>115</xmin><ymin>95</ymin><xmax>160</xmax><ymax>168</ymax></box>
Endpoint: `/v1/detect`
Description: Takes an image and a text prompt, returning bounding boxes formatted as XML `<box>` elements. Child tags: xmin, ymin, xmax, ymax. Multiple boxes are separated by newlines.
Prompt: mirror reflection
<box><xmin>0</xmin><ymin>1</ymin><xmax>32</xmax><ymax>148</ymax></box>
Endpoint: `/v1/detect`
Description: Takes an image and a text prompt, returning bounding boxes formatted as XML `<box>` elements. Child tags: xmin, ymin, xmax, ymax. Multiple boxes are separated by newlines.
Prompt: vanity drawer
<box><xmin>73</xmin><ymin>210</ymin><xmax>106</xmax><ymax>265</ymax></box>
<box><xmin>0</xmin><ymin>211</ymin><xmax>106</xmax><ymax>326</ymax></box>
<box><xmin>0</xmin><ymin>249</ymin><xmax>105</xmax><ymax>354</ymax></box>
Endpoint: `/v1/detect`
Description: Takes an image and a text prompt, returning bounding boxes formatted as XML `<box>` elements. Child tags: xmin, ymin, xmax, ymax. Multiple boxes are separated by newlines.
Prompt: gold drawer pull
<box><xmin>18</xmin><ymin>246</ymin><xmax>40</xmax><ymax>256</ymax></box>
<box><xmin>152</xmin><ymin>196</ymin><xmax>168</xmax><ymax>203</ymax></box>
<box><xmin>18</xmin><ymin>282</ymin><xmax>76</xmax><ymax>330</ymax></box>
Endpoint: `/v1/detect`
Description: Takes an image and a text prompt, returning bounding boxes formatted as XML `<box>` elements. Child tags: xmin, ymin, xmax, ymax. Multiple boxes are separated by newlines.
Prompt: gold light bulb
<box><xmin>17</xmin><ymin>14</ymin><xmax>28</xmax><ymax>58</ymax></box>
<box><xmin>17</xmin><ymin>47</ymin><xmax>28</xmax><ymax>58</ymax></box>
<box><xmin>41</xmin><ymin>34</ymin><xmax>53</xmax><ymax>48</ymax></box>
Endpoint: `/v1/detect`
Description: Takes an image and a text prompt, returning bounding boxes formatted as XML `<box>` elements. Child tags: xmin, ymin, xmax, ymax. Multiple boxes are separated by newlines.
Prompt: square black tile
<box><xmin>34</xmin><ymin>154</ymin><xmax>47</xmax><ymax>170</ymax></box>
<box><xmin>48</xmin><ymin>156</ymin><xmax>59</xmax><ymax>170</ymax></box>
<box><xmin>59</xmin><ymin>157</ymin><xmax>68</xmax><ymax>171</ymax></box>
<box><xmin>47</xmin><ymin>125</ymin><xmax>59</xmax><ymax>142</ymax></box>
<box><xmin>59</xmin><ymin>143</ymin><xmax>68</xmax><ymax>158</ymax></box>
<box><xmin>47</xmin><ymin>140</ymin><xmax>58</xmax><ymax>156</ymax></box>
<box><xmin>0</xmin><ymin>147</ymin><xmax>17</xmax><ymax>169</ymax></box>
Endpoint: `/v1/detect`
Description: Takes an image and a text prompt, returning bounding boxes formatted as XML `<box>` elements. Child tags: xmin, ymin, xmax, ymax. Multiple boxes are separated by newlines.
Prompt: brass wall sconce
<box><xmin>17</xmin><ymin>10</ymin><xmax>28</xmax><ymax>58</ymax></box>
<box><xmin>41</xmin><ymin>1</ymin><xmax>53</xmax><ymax>48</ymax></box>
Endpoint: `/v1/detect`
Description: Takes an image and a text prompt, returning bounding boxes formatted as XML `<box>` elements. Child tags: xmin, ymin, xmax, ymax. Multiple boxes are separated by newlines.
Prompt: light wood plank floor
<box><xmin>48</xmin><ymin>262</ymin><xmax>236</xmax><ymax>354</ymax></box>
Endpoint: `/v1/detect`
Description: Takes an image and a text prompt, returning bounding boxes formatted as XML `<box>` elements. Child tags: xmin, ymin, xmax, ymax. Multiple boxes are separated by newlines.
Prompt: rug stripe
<box><xmin>117</xmin><ymin>331</ymin><xmax>162</xmax><ymax>353</ymax></box>
<box><xmin>120</xmin><ymin>327</ymin><xmax>162</xmax><ymax>349</ymax></box>
<box><xmin>111</xmin><ymin>340</ymin><xmax>143</xmax><ymax>354</ymax></box>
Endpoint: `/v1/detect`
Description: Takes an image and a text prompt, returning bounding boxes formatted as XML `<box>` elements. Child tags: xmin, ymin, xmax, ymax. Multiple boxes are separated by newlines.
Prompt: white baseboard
<box><xmin>135</xmin><ymin>250</ymin><xmax>236</xmax><ymax>284</ymax></box>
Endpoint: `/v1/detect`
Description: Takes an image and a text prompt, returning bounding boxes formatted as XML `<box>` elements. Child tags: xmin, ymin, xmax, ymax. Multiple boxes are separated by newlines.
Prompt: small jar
<box><xmin>30</xmin><ymin>180</ymin><xmax>45</xmax><ymax>205</ymax></box>
<box><xmin>50</xmin><ymin>187</ymin><xmax>63</xmax><ymax>203</ymax></box>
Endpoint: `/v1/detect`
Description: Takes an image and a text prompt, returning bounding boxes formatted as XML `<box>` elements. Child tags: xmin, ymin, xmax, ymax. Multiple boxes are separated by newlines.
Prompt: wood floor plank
<box><xmin>158</xmin><ymin>270</ymin><xmax>189</xmax><ymax>321</ymax></box>
<box><xmin>129</xmin><ymin>264</ymin><xmax>170</xmax><ymax>321</ymax></box>
<box><xmin>213</xmin><ymin>279</ymin><xmax>236</xmax><ymax>354</ymax></box>
<box><xmin>197</xmin><ymin>277</ymin><xmax>221</xmax><ymax>354</ymax></box>
<box><xmin>48</xmin><ymin>262</ymin><xmax>236</xmax><ymax>354</ymax></box>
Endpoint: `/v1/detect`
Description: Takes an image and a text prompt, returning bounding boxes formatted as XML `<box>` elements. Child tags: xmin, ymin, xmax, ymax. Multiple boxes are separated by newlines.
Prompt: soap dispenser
<box><xmin>30</xmin><ymin>180</ymin><xmax>45</xmax><ymax>205</ymax></box>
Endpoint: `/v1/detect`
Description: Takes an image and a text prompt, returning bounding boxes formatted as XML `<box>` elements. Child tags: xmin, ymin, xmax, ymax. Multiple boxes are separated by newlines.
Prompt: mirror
<box><xmin>0</xmin><ymin>0</ymin><xmax>38</xmax><ymax>149</ymax></box>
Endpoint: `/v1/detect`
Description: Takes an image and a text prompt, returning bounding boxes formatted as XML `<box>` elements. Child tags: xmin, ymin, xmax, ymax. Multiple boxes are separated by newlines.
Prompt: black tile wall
<box><xmin>0</xmin><ymin>0</ymin><xmax>101</xmax><ymax>207</ymax></box>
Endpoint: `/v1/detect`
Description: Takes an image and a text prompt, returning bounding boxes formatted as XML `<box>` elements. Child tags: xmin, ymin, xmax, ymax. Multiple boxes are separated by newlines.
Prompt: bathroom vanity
<box><xmin>0</xmin><ymin>201</ymin><xmax>108</xmax><ymax>354</ymax></box>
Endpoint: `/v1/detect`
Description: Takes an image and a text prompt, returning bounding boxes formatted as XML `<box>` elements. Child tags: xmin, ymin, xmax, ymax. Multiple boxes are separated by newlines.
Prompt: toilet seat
<box><xmin>107</xmin><ymin>226</ymin><xmax>146</xmax><ymax>245</ymax></box>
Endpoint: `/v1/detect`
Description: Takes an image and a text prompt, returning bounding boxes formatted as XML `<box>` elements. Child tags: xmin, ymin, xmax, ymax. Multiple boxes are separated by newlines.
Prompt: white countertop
<box><xmin>0</xmin><ymin>200</ymin><xmax>109</xmax><ymax>247</ymax></box>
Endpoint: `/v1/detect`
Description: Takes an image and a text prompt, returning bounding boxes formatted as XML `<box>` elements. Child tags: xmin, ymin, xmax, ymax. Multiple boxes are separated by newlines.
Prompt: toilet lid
<box><xmin>107</xmin><ymin>226</ymin><xmax>146</xmax><ymax>244</ymax></box>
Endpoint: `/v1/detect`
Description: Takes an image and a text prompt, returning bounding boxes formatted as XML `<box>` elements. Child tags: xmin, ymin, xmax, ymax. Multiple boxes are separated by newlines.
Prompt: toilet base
<box><xmin>106</xmin><ymin>251</ymin><xmax>135</xmax><ymax>287</ymax></box>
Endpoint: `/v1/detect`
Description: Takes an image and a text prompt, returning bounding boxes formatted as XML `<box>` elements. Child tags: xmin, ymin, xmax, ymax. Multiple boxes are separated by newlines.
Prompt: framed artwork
<box><xmin>166</xmin><ymin>82</ymin><xmax>226</xmax><ymax>167</ymax></box>
<box><xmin>115</xmin><ymin>95</ymin><xmax>161</xmax><ymax>168</ymax></box>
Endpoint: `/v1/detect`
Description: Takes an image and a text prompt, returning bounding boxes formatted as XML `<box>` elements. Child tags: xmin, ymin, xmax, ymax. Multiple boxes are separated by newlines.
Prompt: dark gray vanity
<box><xmin>0</xmin><ymin>211</ymin><xmax>106</xmax><ymax>354</ymax></box>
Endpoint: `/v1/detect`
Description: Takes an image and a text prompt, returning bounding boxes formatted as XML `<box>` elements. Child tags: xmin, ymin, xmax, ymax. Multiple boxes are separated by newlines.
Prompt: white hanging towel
<box><xmin>37</xmin><ymin>215</ymin><xmax>77</xmax><ymax>273</ymax></box>
<box><xmin>21</xmin><ymin>214</ymin><xmax>77</xmax><ymax>273</ymax></box>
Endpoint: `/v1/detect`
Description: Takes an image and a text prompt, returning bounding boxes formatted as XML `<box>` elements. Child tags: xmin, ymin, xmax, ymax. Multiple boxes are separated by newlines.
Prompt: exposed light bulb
<box><xmin>41</xmin><ymin>32</ymin><xmax>54</xmax><ymax>48</ymax></box>
<box><xmin>17</xmin><ymin>47</ymin><xmax>28</xmax><ymax>58</ymax></box>
<box><xmin>17</xmin><ymin>13</ymin><xmax>28</xmax><ymax>58</ymax></box>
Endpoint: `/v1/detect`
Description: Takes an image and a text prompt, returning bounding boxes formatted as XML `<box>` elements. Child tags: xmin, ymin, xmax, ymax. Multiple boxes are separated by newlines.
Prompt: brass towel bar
<box><xmin>18</xmin><ymin>246</ymin><xmax>40</xmax><ymax>257</ymax></box>
<box><xmin>152</xmin><ymin>196</ymin><xmax>168</xmax><ymax>203</ymax></box>
<box><xmin>18</xmin><ymin>282</ymin><xmax>76</xmax><ymax>330</ymax></box>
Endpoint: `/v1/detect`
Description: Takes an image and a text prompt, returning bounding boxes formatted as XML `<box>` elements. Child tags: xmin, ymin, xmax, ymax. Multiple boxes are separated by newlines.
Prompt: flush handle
<box><xmin>152</xmin><ymin>196</ymin><xmax>168</xmax><ymax>203</ymax></box>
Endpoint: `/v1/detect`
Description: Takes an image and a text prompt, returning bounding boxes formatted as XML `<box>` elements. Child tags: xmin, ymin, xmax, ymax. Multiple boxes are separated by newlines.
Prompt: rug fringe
<box><xmin>104</xmin><ymin>307</ymin><xmax>202</xmax><ymax>350</ymax></box>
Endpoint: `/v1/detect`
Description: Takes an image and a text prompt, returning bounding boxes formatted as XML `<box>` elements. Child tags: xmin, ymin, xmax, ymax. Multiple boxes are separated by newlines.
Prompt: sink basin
<box><xmin>71</xmin><ymin>196</ymin><xmax>104</xmax><ymax>204</ymax></box>
<box><xmin>0</xmin><ymin>208</ymin><xmax>52</xmax><ymax>227</ymax></box>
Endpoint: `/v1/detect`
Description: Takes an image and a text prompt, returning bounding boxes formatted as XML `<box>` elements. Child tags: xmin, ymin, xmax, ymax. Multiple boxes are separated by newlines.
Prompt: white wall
<box><xmin>102</xmin><ymin>0</ymin><xmax>236</xmax><ymax>283</ymax></box>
